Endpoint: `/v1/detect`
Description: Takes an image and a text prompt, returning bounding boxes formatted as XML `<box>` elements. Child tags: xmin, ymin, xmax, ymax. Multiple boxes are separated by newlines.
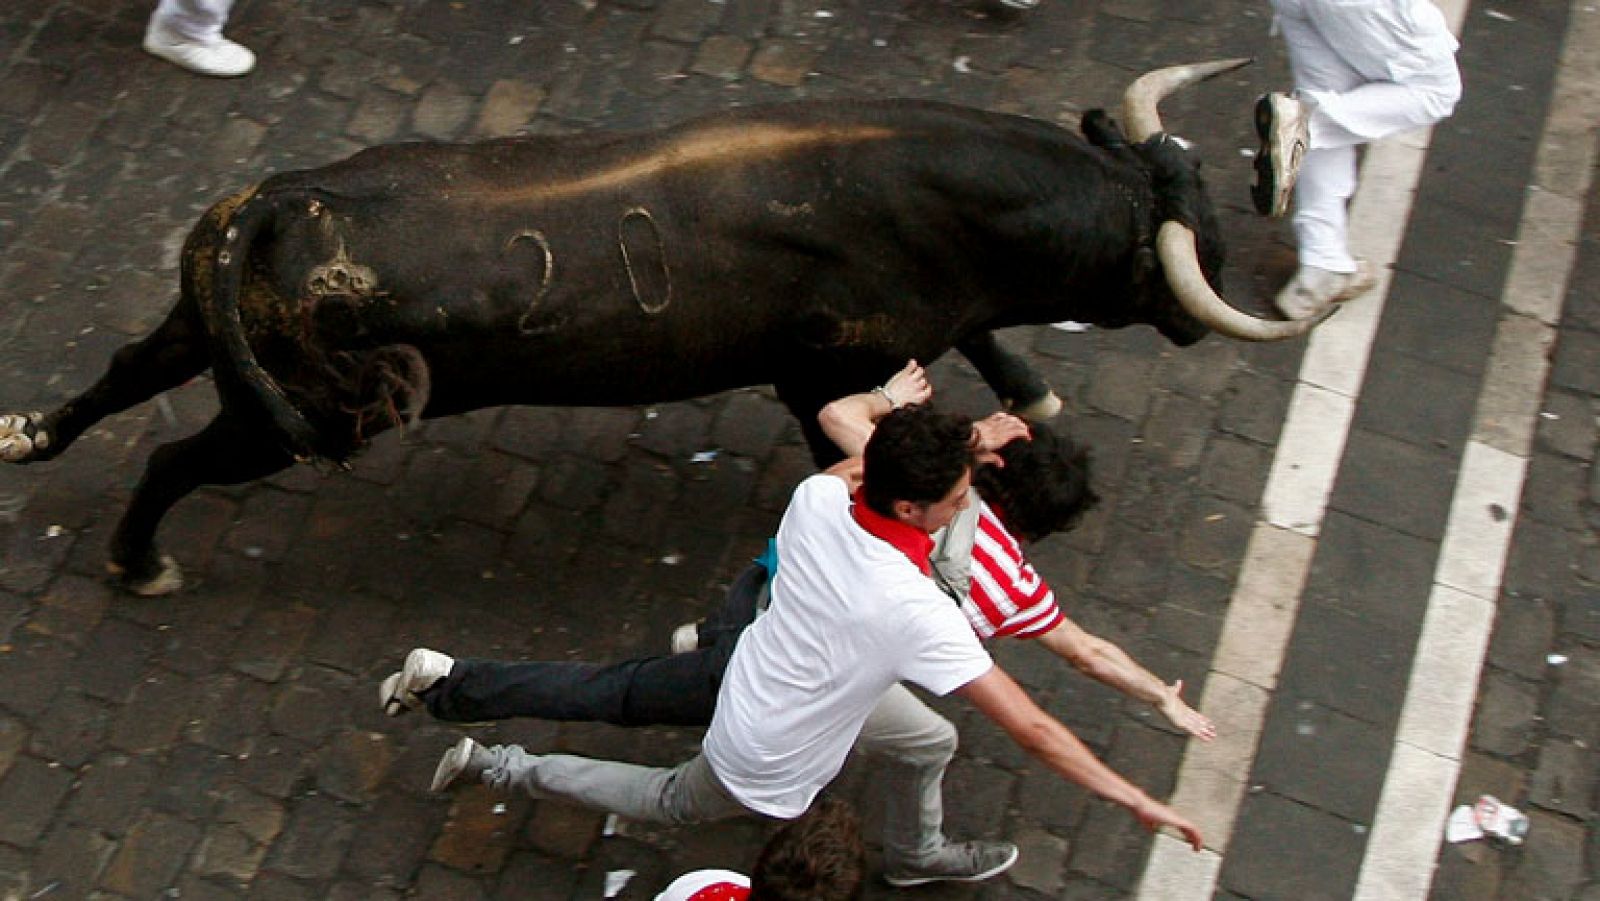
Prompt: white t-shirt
<box><xmin>703</xmin><ymin>474</ymin><xmax>993</xmax><ymax>818</ymax></box>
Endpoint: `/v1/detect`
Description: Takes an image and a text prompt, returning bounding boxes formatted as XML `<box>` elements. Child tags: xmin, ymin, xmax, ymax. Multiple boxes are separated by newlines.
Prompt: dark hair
<box><xmin>750</xmin><ymin>799</ymin><xmax>866</xmax><ymax>901</ymax></box>
<box><xmin>861</xmin><ymin>405</ymin><xmax>974</xmax><ymax>519</ymax></box>
<box><xmin>972</xmin><ymin>424</ymin><xmax>1099</xmax><ymax>543</ymax></box>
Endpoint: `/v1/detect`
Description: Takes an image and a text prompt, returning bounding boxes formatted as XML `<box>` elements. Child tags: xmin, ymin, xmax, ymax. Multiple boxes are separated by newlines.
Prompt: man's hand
<box><xmin>960</xmin><ymin>666</ymin><xmax>1207</xmax><ymax>855</ymax></box>
<box><xmin>1157</xmin><ymin>679</ymin><xmax>1217</xmax><ymax>742</ymax></box>
<box><xmin>883</xmin><ymin>359</ymin><xmax>932</xmax><ymax>408</ymax></box>
<box><xmin>971</xmin><ymin>412</ymin><xmax>1030</xmax><ymax>465</ymax></box>
<box><xmin>1134</xmin><ymin>796</ymin><xmax>1204</xmax><ymax>852</ymax></box>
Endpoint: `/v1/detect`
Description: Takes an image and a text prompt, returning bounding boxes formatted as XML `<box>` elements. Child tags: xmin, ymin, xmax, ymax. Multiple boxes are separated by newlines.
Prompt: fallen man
<box><xmin>381</xmin><ymin>362</ymin><xmax>1215</xmax><ymax>743</ymax></box>
<box><xmin>378</xmin><ymin>371</ymin><xmax>1210</xmax><ymax>887</ymax></box>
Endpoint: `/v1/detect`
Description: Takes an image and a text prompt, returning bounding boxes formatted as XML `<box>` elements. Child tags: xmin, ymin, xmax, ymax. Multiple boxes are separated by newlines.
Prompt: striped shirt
<box><xmin>960</xmin><ymin>501</ymin><xmax>1064</xmax><ymax>640</ymax></box>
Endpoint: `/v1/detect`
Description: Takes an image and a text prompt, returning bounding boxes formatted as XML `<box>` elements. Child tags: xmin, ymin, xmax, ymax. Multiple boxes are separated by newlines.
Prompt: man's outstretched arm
<box><xmin>1035</xmin><ymin>621</ymin><xmax>1217</xmax><ymax>741</ymax></box>
<box><xmin>956</xmin><ymin>665</ymin><xmax>1204</xmax><ymax>851</ymax></box>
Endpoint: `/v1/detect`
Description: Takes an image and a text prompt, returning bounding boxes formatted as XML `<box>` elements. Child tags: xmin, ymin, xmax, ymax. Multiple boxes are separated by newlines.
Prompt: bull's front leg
<box><xmin>110</xmin><ymin>413</ymin><xmax>295</xmax><ymax>595</ymax></box>
<box><xmin>957</xmin><ymin>332</ymin><xmax>1061</xmax><ymax>420</ymax></box>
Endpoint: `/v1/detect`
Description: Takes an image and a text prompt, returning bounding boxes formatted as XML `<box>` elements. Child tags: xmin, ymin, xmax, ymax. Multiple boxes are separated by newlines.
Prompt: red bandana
<box><xmin>850</xmin><ymin>488</ymin><xmax>934</xmax><ymax>575</ymax></box>
<box><xmin>688</xmin><ymin>883</ymin><xmax>750</xmax><ymax>901</ymax></box>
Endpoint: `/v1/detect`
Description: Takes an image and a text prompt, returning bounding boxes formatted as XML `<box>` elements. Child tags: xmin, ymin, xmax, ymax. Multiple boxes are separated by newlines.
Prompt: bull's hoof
<box><xmin>1011</xmin><ymin>391</ymin><xmax>1063</xmax><ymax>421</ymax></box>
<box><xmin>0</xmin><ymin>413</ymin><xmax>48</xmax><ymax>463</ymax></box>
<box><xmin>107</xmin><ymin>555</ymin><xmax>185</xmax><ymax>596</ymax></box>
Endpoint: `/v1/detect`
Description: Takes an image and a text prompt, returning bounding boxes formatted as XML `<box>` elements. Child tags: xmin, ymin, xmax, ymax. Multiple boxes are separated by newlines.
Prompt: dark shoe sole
<box><xmin>1253</xmin><ymin>93</ymin><xmax>1306</xmax><ymax>217</ymax></box>
<box><xmin>1251</xmin><ymin>93</ymin><xmax>1277</xmax><ymax>215</ymax></box>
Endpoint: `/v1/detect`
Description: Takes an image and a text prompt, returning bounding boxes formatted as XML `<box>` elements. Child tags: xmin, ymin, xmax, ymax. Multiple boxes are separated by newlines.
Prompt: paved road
<box><xmin>0</xmin><ymin>1</ymin><xmax>1594</xmax><ymax>899</ymax></box>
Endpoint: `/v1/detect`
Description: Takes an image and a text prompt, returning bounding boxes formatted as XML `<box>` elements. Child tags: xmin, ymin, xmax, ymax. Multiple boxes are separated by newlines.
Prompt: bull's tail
<box><xmin>201</xmin><ymin>187</ymin><xmax>327</xmax><ymax>463</ymax></box>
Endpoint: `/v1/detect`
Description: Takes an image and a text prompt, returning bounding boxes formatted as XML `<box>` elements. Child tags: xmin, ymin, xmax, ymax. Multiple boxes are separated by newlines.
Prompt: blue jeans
<box><xmin>420</xmin><ymin>563</ymin><xmax>765</xmax><ymax>727</ymax></box>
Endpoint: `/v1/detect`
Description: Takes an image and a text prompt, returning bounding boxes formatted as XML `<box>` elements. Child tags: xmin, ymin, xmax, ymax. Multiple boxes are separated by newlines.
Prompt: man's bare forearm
<box><xmin>1040</xmin><ymin>623</ymin><xmax>1165</xmax><ymax>705</ymax></box>
<box><xmin>960</xmin><ymin>666</ymin><xmax>1146</xmax><ymax>807</ymax></box>
<box><xmin>958</xmin><ymin>665</ymin><xmax>1205</xmax><ymax>849</ymax></box>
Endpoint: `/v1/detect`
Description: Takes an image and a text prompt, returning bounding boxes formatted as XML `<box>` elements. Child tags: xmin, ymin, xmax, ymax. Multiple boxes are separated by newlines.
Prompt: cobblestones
<box><xmin>0</xmin><ymin>755</ymin><xmax>72</xmax><ymax>846</ymax></box>
<box><xmin>474</xmin><ymin>79</ymin><xmax>544</xmax><ymax>137</ymax></box>
<box><xmin>0</xmin><ymin>0</ymin><xmax>1593</xmax><ymax>898</ymax></box>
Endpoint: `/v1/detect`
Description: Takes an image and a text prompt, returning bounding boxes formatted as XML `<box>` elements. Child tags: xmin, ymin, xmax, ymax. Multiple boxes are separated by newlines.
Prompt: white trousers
<box><xmin>1272</xmin><ymin>0</ymin><xmax>1462</xmax><ymax>270</ymax></box>
<box><xmin>150</xmin><ymin>0</ymin><xmax>236</xmax><ymax>42</ymax></box>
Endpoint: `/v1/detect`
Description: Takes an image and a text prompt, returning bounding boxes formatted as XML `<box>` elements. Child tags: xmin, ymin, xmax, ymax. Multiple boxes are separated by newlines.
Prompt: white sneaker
<box><xmin>1252</xmin><ymin>92</ymin><xmax>1310</xmax><ymax>218</ymax></box>
<box><xmin>430</xmin><ymin>736</ymin><xmax>495</xmax><ymax>792</ymax></box>
<box><xmin>1274</xmin><ymin>261</ymin><xmax>1377</xmax><ymax>320</ymax></box>
<box><xmin>378</xmin><ymin>647</ymin><xmax>455</xmax><ymax>717</ymax></box>
<box><xmin>144</xmin><ymin>22</ymin><xmax>256</xmax><ymax>77</ymax></box>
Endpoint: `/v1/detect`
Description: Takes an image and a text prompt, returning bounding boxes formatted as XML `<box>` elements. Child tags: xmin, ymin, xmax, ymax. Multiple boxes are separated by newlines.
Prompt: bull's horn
<box><xmin>1156</xmin><ymin>221</ymin><xmax>1330</xmax><ymax>341</ymax></box>
<box><xmin>1122</xmin><ymin>58</ymin><xmax>1253</xmax><ymax>142</ymax></box>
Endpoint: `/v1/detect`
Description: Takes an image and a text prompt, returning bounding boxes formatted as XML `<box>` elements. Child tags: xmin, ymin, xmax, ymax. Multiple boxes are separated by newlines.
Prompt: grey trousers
<box><xmin>483</xmin><ymin>683</ymin><xmax>958</xmax><ymax>863</ymax></box>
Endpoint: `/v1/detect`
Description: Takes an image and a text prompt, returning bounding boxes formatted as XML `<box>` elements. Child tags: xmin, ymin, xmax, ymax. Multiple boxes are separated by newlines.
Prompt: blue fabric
<box><xmin>755</xmin><ymin>537</ymin><xmax>779</xmax><ymax>576</ymax></box>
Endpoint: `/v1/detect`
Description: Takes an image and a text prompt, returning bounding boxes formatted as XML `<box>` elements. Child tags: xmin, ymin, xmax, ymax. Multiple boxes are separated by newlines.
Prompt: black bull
<box><xmin>0</xmin><ymin>59</ymin><xmax>1323</xmax><ymax>595</ymax></box>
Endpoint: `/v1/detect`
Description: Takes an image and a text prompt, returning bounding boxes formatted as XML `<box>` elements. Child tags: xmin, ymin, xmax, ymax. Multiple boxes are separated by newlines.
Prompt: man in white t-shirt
<box><xmin>430</xmin><ymin>405</ymin><xmax>1203</xmax><ymax>886</ymax></box>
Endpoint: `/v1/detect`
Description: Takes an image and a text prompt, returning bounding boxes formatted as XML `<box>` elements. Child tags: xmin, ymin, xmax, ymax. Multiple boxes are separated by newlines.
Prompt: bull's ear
<box><xmin>1139</xmin><ymin>133</ymin><xmax>1200</xmax><ymax>164</ymax></box>
<box><xmin>1081</xmin><ymin>109</ymin><xmax>1128</xmax><ymax>149</ymax></box>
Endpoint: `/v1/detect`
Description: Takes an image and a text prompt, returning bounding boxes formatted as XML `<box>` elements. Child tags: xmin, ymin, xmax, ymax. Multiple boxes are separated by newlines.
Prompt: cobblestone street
<box><xmin>0</xmin><ymin>0</ymin><xmax>1595</xmax><ymax>898</ymax></box>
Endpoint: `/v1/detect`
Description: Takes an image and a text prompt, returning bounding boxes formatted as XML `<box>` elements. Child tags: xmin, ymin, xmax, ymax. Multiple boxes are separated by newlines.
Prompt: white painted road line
<box><xmin>1354</xmin><ymin>1</ymin><xmax>1600</xmax><ymax>895</ymax></box>
<box><xmin>1137</xmin><ymin>1</ymin><xmax>1471</xmax><ymax>896</ymax></box>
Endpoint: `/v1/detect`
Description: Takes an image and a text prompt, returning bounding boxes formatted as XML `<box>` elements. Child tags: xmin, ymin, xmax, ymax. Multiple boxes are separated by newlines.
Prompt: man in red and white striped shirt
<box><xmin>965</xmin><ymin>503</ymin><xmax>1062</xmax><ymax>640</ymax></box>
<box><xmin>939</xmin><ymin>490</ymin><xmax>1211</xmax><ymax>739</ymax></box>
<box><xmin>829</xmin><ymin>364</ymin><xmax>1215</xmax><ymax>742</ymax></box>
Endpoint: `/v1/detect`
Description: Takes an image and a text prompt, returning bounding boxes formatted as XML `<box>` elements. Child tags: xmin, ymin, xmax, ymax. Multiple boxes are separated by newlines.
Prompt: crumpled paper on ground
<box><xmin>1445</xmin><ymin>795</ymin><xmax>1528</xmax><ymax>845</ymax></box>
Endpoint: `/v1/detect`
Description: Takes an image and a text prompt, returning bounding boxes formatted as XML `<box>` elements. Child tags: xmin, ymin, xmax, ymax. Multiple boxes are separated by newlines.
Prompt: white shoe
<box><xmin>1274</xmin><ymin>261</ymin><xmax>1376</xmax><ymax>320</ymax></box>
<box><xmin>378</xmin><ymin>647</ymin><xmax>455</xmax><ymax>717</ymax></box>
<box><xmin>144</xmin><ymin>23</ymin><xmax>256</xmax><ymax>77</ymax></box>
<box><xmin>431</xmin><ymin>736</ymin><xmax>493</xmax><ymax>792</ymax></box>
<box><xmin>669</xmin><ymin>622</ymin><xmax>700</xmax><ymax>655</ymax></box>
<box><xmin>1253</xmin><ymin>92</ymin><xmax>1310</xmax><ymax>218</ymax></box>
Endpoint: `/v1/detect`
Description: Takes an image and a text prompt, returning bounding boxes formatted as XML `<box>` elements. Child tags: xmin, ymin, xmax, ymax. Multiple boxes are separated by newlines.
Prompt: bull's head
<box><xmin>1119</xmin><ymin>60</ymin><xmax>1327</xmax><ymax>343</ymax></box>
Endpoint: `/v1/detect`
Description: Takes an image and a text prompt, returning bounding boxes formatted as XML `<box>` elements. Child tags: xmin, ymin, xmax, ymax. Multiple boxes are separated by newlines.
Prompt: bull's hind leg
<box><xmin>957</xmin><ymin>332</ymin><xmax>1062</xmax><ymax>420</ymax></box>
<box><xmin>109</xmin><ymin>413</ymin><xmax>294</xmax><ymax>595</ymax></box>
<box><xmin>1</xmin><ymin>304</ymin><xmax>211</xmax><ymax>464</ymax></box>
